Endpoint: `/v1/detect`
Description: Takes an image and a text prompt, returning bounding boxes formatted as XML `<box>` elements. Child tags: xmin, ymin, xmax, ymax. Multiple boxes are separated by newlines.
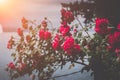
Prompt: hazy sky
<box><xmin>0</xmin><ymin>0</ymin><xmax>76</xmax><ymax>32</ymax></box>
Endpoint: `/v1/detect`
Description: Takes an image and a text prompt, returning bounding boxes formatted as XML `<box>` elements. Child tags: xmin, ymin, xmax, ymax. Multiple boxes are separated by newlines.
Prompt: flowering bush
<box><xmin>6</xmin><ymin>8</ymin><xmax>120</xmax><ymax>80</ymax></box>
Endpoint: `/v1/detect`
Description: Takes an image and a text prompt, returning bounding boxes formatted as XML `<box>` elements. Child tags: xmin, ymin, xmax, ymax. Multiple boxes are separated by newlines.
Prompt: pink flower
<box><xmin>39</xmin><ymin>30</ymin><xmax>44</xmax><ymax>40</ymax></box>
<box><xmin>94</xmin><ymin>18</ymin><xmax>109</xmax><ymax>35</ymax></box>
<box><xmin>59</xmin><ymin>25</ymin><xmax>70</xmax><ymax>36</ymax></box>
<box><xmin>74</xmin><ymin>28</ymin><xmax>77</xmax><ymax>33</ymax></box>
<box><xmin>115</xmin><ymin>48</ymin><xmax>120</xmax><ymax>53</ymax></box>
<box><xmin>41</xmin><ymin>20</ymin><xmax>47</xmax><ymax>28</ymax></box>
<box><xmin>7</xmin><ymin>43</ymin><xmax>12</xmax><ymax>49</ymax></box>
<box><xmin>44</xmin><ymin>31</ymin><xmax>51</xmax><ymax>40</ymax></box>
<box><xmin>8</xmin><ymin>62</ymin><xmax>15</xmax><ymax>69</ymax></box>
<box><xmin>17</xmin><ymin>28</ymin><xmax>23</xmax><ymax>36</ymax></box>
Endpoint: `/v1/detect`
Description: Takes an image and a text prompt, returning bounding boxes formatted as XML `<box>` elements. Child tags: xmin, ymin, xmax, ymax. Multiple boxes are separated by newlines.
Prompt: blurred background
<box><xmin>0</xmin><ymin>0</ymin><xmax>76</xmax><ymax>32</ymax></box>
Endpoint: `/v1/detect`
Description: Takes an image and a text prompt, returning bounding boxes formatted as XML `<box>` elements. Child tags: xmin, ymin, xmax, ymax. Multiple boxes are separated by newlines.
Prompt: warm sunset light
<box><xmin>0</xmin><ymin>0</ymin><xmax>8</xmax><ymax>5</ymax></box>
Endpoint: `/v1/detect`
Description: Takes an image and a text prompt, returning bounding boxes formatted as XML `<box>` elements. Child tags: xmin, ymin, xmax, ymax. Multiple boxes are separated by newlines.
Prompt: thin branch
<box><xmin>51</xmin><ymin>70</ymin><xmax>82</xmax><ymax>79</ymax></box>
<box><xmin>55</xmin><ymin>59</ymin><xmax>88</xmax><ymax>66</ymax></box>
<box><xmin>75</xmin><ymin>16</ymin><xmax>91</xmax><ymax>38</ymax></box>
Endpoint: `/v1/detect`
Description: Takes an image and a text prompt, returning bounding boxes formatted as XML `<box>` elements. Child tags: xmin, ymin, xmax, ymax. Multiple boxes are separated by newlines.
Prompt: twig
<box><xmin>55</xmin><ymin>59</ymin><xmax>88</xmax><ymax>66</ymax></box>
<box><xmin>51</xmin><ymin>70</ymin><xmax>82</xmax><ymax>79</ymax></box>
<box><xmin>75</xmin><ymin>16</ymin><xmax>91</xmax><ymax>38</ymax></box>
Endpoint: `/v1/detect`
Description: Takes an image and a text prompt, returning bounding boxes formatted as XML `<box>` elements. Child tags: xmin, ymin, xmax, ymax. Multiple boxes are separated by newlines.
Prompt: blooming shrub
<box><xmin>6</xmin><ymin>8</ymin><xmax>120</xmax><ymax>80</ymax></box>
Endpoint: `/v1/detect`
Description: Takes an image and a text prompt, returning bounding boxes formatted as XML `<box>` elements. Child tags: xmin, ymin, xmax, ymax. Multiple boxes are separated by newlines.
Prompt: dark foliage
<box><xmin>61</xmin><ymin>0</ymin><xmax>120</xmax><ymax>26</ymax></box>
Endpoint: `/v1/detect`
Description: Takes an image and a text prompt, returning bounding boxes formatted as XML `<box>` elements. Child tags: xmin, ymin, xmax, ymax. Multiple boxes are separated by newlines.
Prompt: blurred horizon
<box><xmin>0</xmin><ymin>0</ymin><xmax>77</xmax><ymax>32</ymax></box>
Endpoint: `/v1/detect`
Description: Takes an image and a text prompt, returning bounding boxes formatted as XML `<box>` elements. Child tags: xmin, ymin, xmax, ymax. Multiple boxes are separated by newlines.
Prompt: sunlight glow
<box><xmin>0</xmin><ymin>0</ymin><xmax>8</xmax><ymax>5</ymax></box>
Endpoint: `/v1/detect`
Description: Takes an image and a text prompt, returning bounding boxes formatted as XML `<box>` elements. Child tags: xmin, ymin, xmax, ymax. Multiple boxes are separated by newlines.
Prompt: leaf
<box><xmin>81</xmin><ymin>65</ymin><xmax>90</xmax><ymax>73</ymax></box>
<box><xmin>11</xmin><ymin>53</ymin><xmax>16</xmax><ymax>57</ymax></box>
<box><xmin>90</xmin><ymin>72</ymin><xmax>94</xmax><ymax>76</ymax></box>
<box><xmin>68</xmin><ymin>63</ymin><xmax>75</xmax><ymax>70</ymax></box>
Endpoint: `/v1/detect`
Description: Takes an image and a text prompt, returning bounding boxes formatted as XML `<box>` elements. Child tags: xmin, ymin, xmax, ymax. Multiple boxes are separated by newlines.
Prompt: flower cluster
<box><xmin>52</xmin><ymin>8</ymin><xmax>81</xmax><ymax>55</ymax></box>
<box><xmin>94</xmin><ymin>18</ymin><xmax>109</xmax><ymax>35</ymax></box>
<box><xmin>39</xmin><ymin>30</ymin><xmax>51</xmax><ymax>40</ymax></box>
<box><xmin>94</xmin><ymin>18</ymin><xmax>120</xmax><ymax>57</ymax></box>
<box><xmin>17</xmin><ymin>28</ymin><xmax>23</xmax><ymax>36</ymax></box>
<box><xmin>63</xmin><ymin>37</ymin><xmax>81</xmax><ymax>55</ymax></box>
<box><xmin>7</xmin><ymin>62</ymin><xmax>15</xmax><ymax>69</ymax></box>
<box><xmin>7</xmin><ymin>62</ymin><xmax>26</xmax><ymax>72</ymax></box>
<box><xmin>108</xmin><ymin>25</ymin><xmax>120</xmax><ymax>56</ymax></box>
<box><xmin>39</xmin><ymin>20</ymin><xmax>51</xmax><ymax>40</ymax></box>
<box><xmin>6</xmin><ymin>7</ymin><xmax>120</xmax><ymax>80</ymax></box>
<box><xmin>59</xmin><ymin>23</ymin><xmax>71</xmax><ymax>36</ymax></box>
<box><xmin>61</xmin><ymin>8</ymin><xmax>74</xmax><ymax>24</ymax></box>
<box><xmin>21</xmin><ymin>17</ymin><xmax>28</xmax><ymax>29</ymax></box>
<box><xmin>7</xmin><ymin>36</ymin><xmax>14</xmax><ymax>49</ymax></box>
<box><xmin>52</xmin><ymin>34</ymin><xmax>61</xmax><ymax>50</ymax></box>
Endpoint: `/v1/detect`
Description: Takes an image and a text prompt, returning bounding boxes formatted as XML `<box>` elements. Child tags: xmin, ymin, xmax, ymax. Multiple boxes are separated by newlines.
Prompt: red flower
<box><xmin>66</xmin><ymin>11</ymin><xmax>74</xmax><ymax>21</ymax></box>
<box><xmin>60</xmin><ymin>9</ymin><xmax>74</xmax><ymax>23</ymax></box>
<box><xmin>73</xmin><ymin>44</ymin><xmax>81</xmax><ymax>54</ymax></box>
<box><xmin>52</xmin><ymin>40</ymin><xmax>60</xmax><ymax>50</ymax></box>
<box><xmin>61</xmin><ymin>8</ymin><xmax>66</xmax><ymax>16</ymax></box>
<box><xmin>59</xmin><ymin>25</ymin><xmax>70</xmax><ymax>36</ymax></box>
<box><xmin>39</xmin><ymin>30</ymin><xmax>44</xmax><ymax>40</ymax></box>
<box><xmin>18</xmin><ymin>63</ymin><xmax>26</xmax><ymax>71</ymax></box>
<box><xmin>22</xmin><ymin>17</ymin><xmax>28</xmax><ymax>24</ymax></box>
<box><xmin>114</xmin><ymin>31</ymin><xmax>120</xmax><ymax>43</ymax></box>
<box><xmin>94</xmin><ymin>18</ymin><xmax>109</xmax><ymax>35</ymax></box>
<box><xmin>108</xmin><ymin>34</ymin><xmax>115</xmax><ymax>45</ymax></box>
<box><xmin>52</xmin><ymin>34</ymin><xmax>61</xmax><ymax>50</ymax></box>
<box><xmin>8</xmin><ymin>62</ymin><xmax>15</xmax><ymax>69</ymax></box>
<box><xmin>44</xmin><ymin>31</ymin><xmax>51</xmax><ymax>40</ymax></box>
<box><xmin>117</xmin><ymin>24</ymin><xmax>120</xmax><ymax>31</ymax></box>
<box><xmin>17</xmin><ymin>28</ymin><xmax>23</xmax><ymax>36</ymax></box>
<box><xmin>63</xmin><ymin>37</ymin><xmax>74</xmax><ymax>55</ymax></box>
<box><xmin>108</xmin><ymin>31</ymin><xmax>120</xmax><ymax>51</ymax></box>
